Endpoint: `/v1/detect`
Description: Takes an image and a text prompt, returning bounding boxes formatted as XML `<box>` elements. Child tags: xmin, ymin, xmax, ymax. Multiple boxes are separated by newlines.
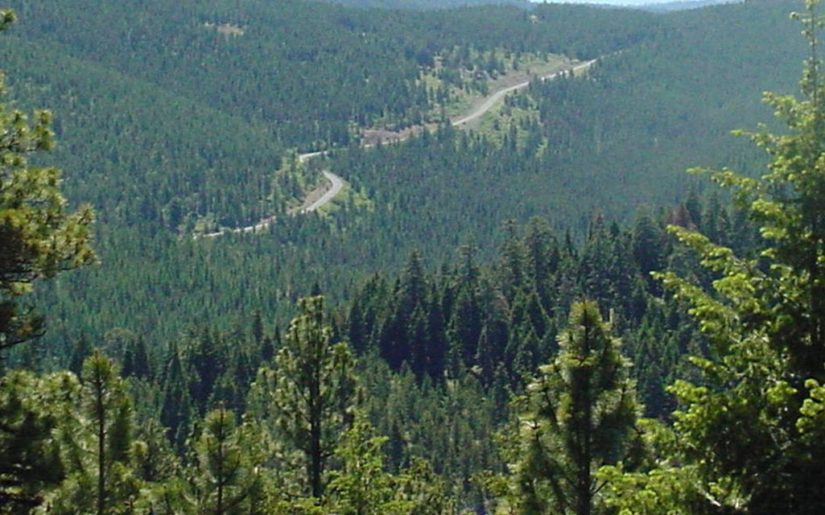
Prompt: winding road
<box><xmin>451</xmin><ymin>59</ymin><xmax>596</xmax><ymax>128</ymax></box>
<box><xmin>302</xmin><ymin>171</ymin><xmax>345</xmax><ymax>213</ymax></box>
<box><xmin>201</xmin><ymin>57</ymin><xmax>596</xmax><ymax>238</ymax></box>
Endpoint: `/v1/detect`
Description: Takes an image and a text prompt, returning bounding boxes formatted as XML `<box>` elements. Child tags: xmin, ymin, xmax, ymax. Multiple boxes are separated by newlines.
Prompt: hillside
<box><xmin>7</xmin><ymin>0</ymin><xmax>798</xmax><ymax>357</ymax></box>
<box><xmin>4</xmin><ymin>0</ymin><xmax>825</xmax><ymax>511</ymax></box>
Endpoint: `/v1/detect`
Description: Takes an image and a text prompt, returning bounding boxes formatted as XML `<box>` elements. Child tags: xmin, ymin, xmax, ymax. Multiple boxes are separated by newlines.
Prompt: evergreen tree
<box><xmin>606</xmin><ymin>3</ymin><xmax>825</xmax><ymax>512</ymax></box>
<box><xmin>508</xmin><ymin>301</ymin><xmax>638</xmax><ymax>515</ymax></box>
<box><xmin>49</xmin><ymin>351</ymin><xmax>140</xmax><ymax>514</ymax></box>
<box><xmin>252</xmin><ymin>296</ymin><xmax>358</xmax><ymax>498</ymax></box>
<box><xmin>186</xmin><ymin>406</ymin><xmax>264</xmax><ymax>514</ymax></box>
<box><xmin>631</xmin><ymin>210</ymin><xmax>664</xmax><ymax>282</ymax></box>
<box><xmin>0</xmin><ymin>370</ymin><xmax>71</xmax><ymax>512</ymax></box>
<box><xmin>0</xmin><ymin>9</ymin><xmax>94</xmax><ymax>353</ymax></box>
<box><xmin>189</xmin><ymin>328</ymin><xmax>225</xmax><ymax>412</ymax></box>
<box><xmin>325</xmin><ymin>414</ymin><xmax>411</xmax><ymax>515</ymax></box>
<box><xmin>160</xmin><ymin>343</ymin><xmax>194</xmax><ymax>453</ymax></box>
<box><xmin>68</xmin><ymin>335</ymin><xmax>93</xmax><ymax>376</ymax></box>
<box><xmin>122</xmin><ymin>336</ymin><xmax>151</xmax><ymax>380</ymax></box>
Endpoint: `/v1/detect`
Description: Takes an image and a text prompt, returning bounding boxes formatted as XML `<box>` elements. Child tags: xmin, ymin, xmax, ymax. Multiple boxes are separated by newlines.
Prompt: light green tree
<box><xmin>251</xmin><ymin>296</ymin><xmax>358</xmax><ymax>499</ymax></box>
<box><xmin>325</xmin><ymin>413</ymin><xmax>412</xmax><ymax>515</ymax></box>
<box><xmin>46</xmin><ymin>352</ymin><xmax>140</xmax><ymax>514</ymax></box>
<box><xmin>601</xmin><ymin>2</ymin><xmax>825</xmax><ymax>513</ymax></box>
<box><xmin>185</xmin><ymin>406</ymin><xmax>265</xmax><ymax>514</ymax></box>
<box><xmin>0</xmin><ymin>9</ymin><xmax>94</xmax><ymax>353</ymax></box>
<box><xmin>507</xmin><ymin>300</ymin><xmax>638</xmax><ymax>515</ymax></box>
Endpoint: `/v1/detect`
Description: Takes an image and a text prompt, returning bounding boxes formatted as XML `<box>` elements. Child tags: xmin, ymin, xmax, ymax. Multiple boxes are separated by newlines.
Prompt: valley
<box><xmin>1</xmin><ymin>0</ymin><xmax>822</xmax><ymax>512</ymax></box>
<box><xmin>210</xmin><ymin>54</ymin><xmax>592</xmax><ymax>236</ymax></box>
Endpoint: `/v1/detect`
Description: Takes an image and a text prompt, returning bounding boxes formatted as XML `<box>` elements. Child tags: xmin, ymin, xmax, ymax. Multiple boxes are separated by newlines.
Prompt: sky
<box><xmin>534</xmin><ymin>0</ymin><xmax>701</xmax><ymax>4</ymax></box>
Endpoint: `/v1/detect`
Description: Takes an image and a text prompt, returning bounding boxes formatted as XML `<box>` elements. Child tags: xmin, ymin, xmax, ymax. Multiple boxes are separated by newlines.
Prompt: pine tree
<box><xmin>524</xmin><ymin>217</ymin><xmax>559</xmax><ymax>312</ymax></box>
<box><xmin>0</xmin><ymin>370</ymin><xmax>72</xmax><ymax>512</ymax></box>
<box><xmin>509</xmin><ymin>301</ymin><xmax>638</xmax><ymax>515</ymax></box>
<box><xmin>499</xmin><ymin>220</ymin><xmax>526</xmax><ymax>302</ymax></box>
<box><xmin>187</xmin><ymin>406</ymin><xmax>264</xmax><ymax>514</ymax></box>
<box><xmin>122</xmin><ymin>336</ymin><xmax>151</xmax><ymax>380</ymax></box>
<box><xmin>0</xmin><ymin>10</ymin><xmax>94</xmax><ymax>353</ymax></box>
<box><xmin>190</xmin><ymin>328</ymin><xmax>225</xmax><ymax>412</ymax></box>
<box><xmin>160</xmin><ymin>343</ymin><xmax>194</xmax><ymax>453</ymax></box>
<box><xmin>68</xmin><ymin>335</ymin><xmax>93</xmax><ymax>376</ymax></box>
<box><xmin>325</xmin><ymin>414</ymin><xmax>410</xmax><ymax>515</ymax></box>
<box><xmin>49</xmin><ymin>351</ymin><xmax>140</xmax><ymax>514</ymax></box>
<box><xmin>631</xmin><ymin>210</ymin><xmax>664</xmax><ymax>282</ymax></box>
<box><xmin>252</xmin><ymin>296</ymin><xmax>358</xmax><ymax>498</ymax></box>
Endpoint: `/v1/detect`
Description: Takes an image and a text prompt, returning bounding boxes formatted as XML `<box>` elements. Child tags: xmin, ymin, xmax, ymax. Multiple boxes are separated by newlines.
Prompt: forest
<box><xmin>3</xmin><ymin>0</ymin><xmax>825</xmax><ymax>513</ymax></box>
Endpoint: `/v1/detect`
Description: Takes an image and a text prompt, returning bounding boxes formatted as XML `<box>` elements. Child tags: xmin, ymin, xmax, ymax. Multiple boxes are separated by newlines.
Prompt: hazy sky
<box><xmin>535</xmin><ymin>0</ymin><xmax>693</xmax><ymax>4</ymax></box>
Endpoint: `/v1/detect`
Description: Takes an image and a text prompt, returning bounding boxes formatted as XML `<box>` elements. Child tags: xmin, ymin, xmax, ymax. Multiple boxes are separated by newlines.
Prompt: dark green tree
<box><xmin>160</xmin><ymin>343</ymin><xmax>194</xmax><ymax>453</ymax></box>
<box><xmin>122</xmin><ymin>336</ymin><xmax>151</xmax><ymax>380</ymax></box>
<box><xmin>0</xmin><ymin>370</ymin><xmax>71</xmax><ymax>512</ymax></box>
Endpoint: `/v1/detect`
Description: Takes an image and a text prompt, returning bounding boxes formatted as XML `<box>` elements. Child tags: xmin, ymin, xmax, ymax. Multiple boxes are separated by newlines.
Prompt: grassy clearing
<box><xmin>316</xmin><ymin>179</ymin><xmax>373</xmax><ymax>216</ymax></box>
<box><xmin>363</xmin><ymin>50</ymin><xmax>572</xmax><ymax>134</ymax></box>
<box><xmin>423</xmin><ymin>50</ymin><xmax>572</xmax><ymax>121</ymax></box>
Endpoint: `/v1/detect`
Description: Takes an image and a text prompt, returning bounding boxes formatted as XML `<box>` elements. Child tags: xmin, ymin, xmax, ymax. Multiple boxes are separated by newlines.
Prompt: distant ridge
<box><xmin>642</xmin><ymin>0</ymin><xmax>742</xmax><ymax>12</ymax></box>
<box><xmin>326</xmin><ymin>0</ymin><xmax>531</xmax><ymax>10</ymax></box>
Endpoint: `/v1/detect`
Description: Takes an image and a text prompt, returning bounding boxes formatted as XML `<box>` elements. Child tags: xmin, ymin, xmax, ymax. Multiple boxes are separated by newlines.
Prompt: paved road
<box><xmin>451</xmin><ymin>59</ymin><xmax>596</xmax><ymax>127</ymax></box>
<box><xmin>201</xmin><ymin>58</ymin><xmax>596</xmax><ymax>238</ymax></box>
<box><xmin>200</xmin><ymin>152</ymin><xmax>339</xmax><ymax>237</ymax></box>
<box><xmin>302</xmin><ymin>170</ymin><xmax>345</xmax><ymax>213</ymax></box>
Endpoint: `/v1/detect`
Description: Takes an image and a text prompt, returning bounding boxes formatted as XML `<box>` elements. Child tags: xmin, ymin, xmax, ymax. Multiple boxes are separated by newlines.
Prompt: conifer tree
<box><xmin>187</xmin><ymin>406</ymin><xmax>264</xmax><ymax>514</ymax></box>
<box><xmin>160</xmin><ymin>343</ymin><xmax>194</xmax><ymax>453</ymax></box>
<box><xmin>252</xmin><ymin>296</ymin><xmax>358</xmax><ymax>498</ymax></box>
<box><xmin>122</xmin><ymin>336</ymin><xmax>151</xmax><ymax>380</ymax></box>
<box><xmin>509</xmin><ymin>301</ymin><xmax>638</xmax><ymax>515</ymax></box>
<box><xmin>68</xmin><ymin>335</ymin><xmax>93</xmax><ymax>375</ymax></box>
<box><xmin>49</xmin><ymin>351</ymin><xmax>140</xmax><ymax>514</ymax></box>
<box><xmin>325</xmin><ymin>414</ymin><xmax>411</xmax><ymax>515</ymax></box>
<box><xmin>0</xmin><ymin>9</ymin><xmax>94</xmax><ymax>353</ymax></box>
<box><xmin>0</xmin><ymin>370</ymin><xmax>72</xmax><ymax>512</ymax></box>
<box><xmin>603</xmin><ymin>3</ymin><xmax>825</xmax><ymax>512</ymax></box>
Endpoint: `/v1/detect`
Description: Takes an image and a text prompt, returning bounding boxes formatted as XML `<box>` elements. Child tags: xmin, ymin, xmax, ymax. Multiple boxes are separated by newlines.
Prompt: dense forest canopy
<box><xmin>5</xmin><ymin>0</ymin><xmax>798</xmax><ymax>352</ymax></box>
<box><xmin>3</xmin><ymin>0</ymin><xmax>825</xmax><ymax>512</ymax></box>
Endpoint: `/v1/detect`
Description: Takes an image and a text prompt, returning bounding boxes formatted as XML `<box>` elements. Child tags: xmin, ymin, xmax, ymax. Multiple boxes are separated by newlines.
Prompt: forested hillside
<box><xmin>0</xmin><ymin>0</ymin><xmax>666</xmax><ymax>349</ymax></box>
<box><xmin>328</xmin><ymin>0</ymin><xmax>531</xmax><ymax>9</ymax></box>
<box><xmin>4</xmin><ymin>0</ymin><xmax>825</xmax><ymax>512</ymax></box>
<box><xmin>3</xmin><ymin>0</ymin><xmax>796</xmax><ymax>354</ymax></box>
<box><xmin>4</xmin><ymin>0</ymin><xmax>657</xmax><ymax>149</ymax></box>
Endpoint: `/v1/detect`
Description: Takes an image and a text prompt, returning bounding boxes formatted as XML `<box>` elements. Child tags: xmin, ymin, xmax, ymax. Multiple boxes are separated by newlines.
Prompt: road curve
<box><xmin>303</xmin><ymin>171</ymin><xmax>345</xmax><ymax>213</ymax></box>
<box><xmin>451</xmin><ymin>59</ymin><xmax>596</xmax><ymax>127</ymax></box>
<box><xmin>200</xmin><ymin>58</ymin><xmax>596</xmax><ymax>238</ymax></box>
<box><xmin>199</xmin><ymin>157</ymin><xmax>343</xmax><ymax>238</ymax></box>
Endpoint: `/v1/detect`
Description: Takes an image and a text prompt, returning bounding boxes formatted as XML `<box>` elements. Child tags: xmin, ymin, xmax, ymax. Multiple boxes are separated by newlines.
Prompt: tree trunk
<box><xmin>310</xmin><ymin>406</ymin><xmax>322</xmax><ymax>498</ymax></box>
<box><xmin>576</xmin><ymin>308</ymin><xmax>593</xmax><ymax>515</ymax></box>
<box><xmin>95</xmin><ymin>374</ymin><xmax>106</xmax><ymax>515</ymax></box>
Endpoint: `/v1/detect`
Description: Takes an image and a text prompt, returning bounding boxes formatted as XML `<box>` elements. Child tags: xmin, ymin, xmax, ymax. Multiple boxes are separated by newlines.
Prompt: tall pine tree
<box><xmin>508</xmin><ymin>301</ymin><xmax>638</xmax><ymax>515</ymax></box>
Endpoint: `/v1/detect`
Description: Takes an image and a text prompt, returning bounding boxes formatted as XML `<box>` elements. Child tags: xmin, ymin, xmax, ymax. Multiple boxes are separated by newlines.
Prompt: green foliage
<box><xmin>0</xmin><ymin>16</ymin><xmax>94</xmax><ymax>351</ymax></box>
<box><xmin>505</xmin><ymin>301</ymin><xmax>639</xmax><ymax>515</ymax></box>
<box><xmin>10</xmin><ymin>0</ymin><xmax>795</xmax><ymax>363</ymax></box>
<box><xmin>607</xmin><ymin>1</ymin><xmax>825</xmax><ymax>512</ymax></box>
<box><xmin>184</xmin><ymin>406</ymin><xmax>265</xmax><ymax>514</ymax></box>
<box><xmin>47</xmin><ymin>351</ymin><xmax>140</xmax><ymax>514</ymax></box>
<box><xmin>0</xmin><ymin>370</ymin><xmax>69</xmax><ymax>512</ymax></box>
<box><xmin>251</xmin><ymin>296</ymin><xmax>358</xmax><ymax>498</ymax></box>
<box><xmin>325</xmin><ymin>414</ymin><xmax>413</xmax><ymax>514</ymax></box>
<box><xmin>1</xmin><ymin>1</ymin><xmax>819</xmax><ymax>511</ymax></box>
